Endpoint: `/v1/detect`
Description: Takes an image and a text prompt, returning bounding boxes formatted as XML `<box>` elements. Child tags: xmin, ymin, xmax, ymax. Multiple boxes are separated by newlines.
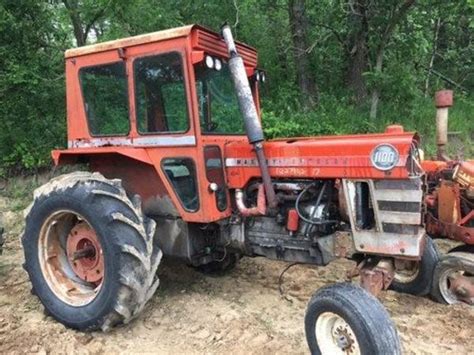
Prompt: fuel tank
<box><xmin>224</xmin><ymin>126</ymin><xmax>419</xmax><ymax>188</ymax></box>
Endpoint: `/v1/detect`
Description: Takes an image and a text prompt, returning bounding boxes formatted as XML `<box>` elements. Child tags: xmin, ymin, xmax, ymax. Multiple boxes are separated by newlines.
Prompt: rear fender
<box><xmin>52</xmin><ymin>148</ymin><xmax>181</xmax><ymax>218</ymax></box>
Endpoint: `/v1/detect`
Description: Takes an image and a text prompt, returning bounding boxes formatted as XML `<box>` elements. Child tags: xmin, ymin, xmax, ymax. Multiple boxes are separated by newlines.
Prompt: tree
<box><xmin>0</xmin><ymin>0</ymin><xmax>472</xmax><ymax>173</ymax></box>
<box><xmin>0</xmin><ymin>0</ymin><xmax>68</xmax><ymax>172</ymax></box>
<box><xmin>345</xmin><ymin>0</ymin><xmax>369</xmax><ymax>104</ymax></box>
<box><xmin>61</xmin><ymin>0</ymin><xmax>113</xmax><ymax>46</ymax></box>
<box><xmin>368</xmin><ymin>0</ymin><xmax>416</xmax><ymax>120</ymax></box>
<box><xmin>288</xmin><ymin>0</ymin><xmax>319</xmax><ymax>109</ymax></box>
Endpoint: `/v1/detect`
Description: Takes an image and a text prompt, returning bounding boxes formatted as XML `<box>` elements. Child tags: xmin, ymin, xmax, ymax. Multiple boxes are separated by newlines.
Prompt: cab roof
<box><xmin>64</xmin><ymin>24</ymin><xmax>257</xmax><ymax>63</ymax></box>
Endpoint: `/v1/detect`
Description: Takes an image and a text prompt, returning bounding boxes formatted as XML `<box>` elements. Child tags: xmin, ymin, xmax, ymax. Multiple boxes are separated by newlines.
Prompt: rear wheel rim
<box><xmin>438</xmin><ymin>267</ymin><xmax>472</xmax><ymax>304</ymax></box>
<box><xmin>38</xmin><ymin>210</ymin><xmax>104</xmax><ymax>307</ymax></box>
<box><xmin>315</xmin><ymin>312</ymin><xmax>361</xmax><ymax>355</ymax></box>
<box><xmin>393</xmin><ymin>259</ymin><xmax>420</xmax><ymax>284</ymax></box>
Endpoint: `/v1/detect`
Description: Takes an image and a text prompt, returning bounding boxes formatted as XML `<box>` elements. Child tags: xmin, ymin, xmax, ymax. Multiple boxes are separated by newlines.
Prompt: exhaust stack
<box><xmin>221</xmin><ymin>25</ymin><xmax>277</xmax><ymax>209</ymax></box>
<box><xmin>435</xmin><ymin>90</ymin><xmax>453</xmax><ymax>161</ymax></box>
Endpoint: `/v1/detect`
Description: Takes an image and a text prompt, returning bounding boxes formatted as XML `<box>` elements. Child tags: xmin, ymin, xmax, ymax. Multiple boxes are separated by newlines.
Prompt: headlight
<box><xmin>214</xmin><ymin>58</ymin><xmax>222</xmax><ymax>71</ymax></box>
<box><xmin>205</xmin><ymin>55</ymin><xmax>214</xmax><ymax>69</ymax></box>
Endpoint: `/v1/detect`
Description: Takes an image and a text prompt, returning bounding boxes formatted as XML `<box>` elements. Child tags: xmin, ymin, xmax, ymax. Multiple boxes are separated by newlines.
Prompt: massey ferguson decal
<box><xmin>370</xmin><ymin>144</ymin><xmax>400</xmax><ymax>171</ymax></box>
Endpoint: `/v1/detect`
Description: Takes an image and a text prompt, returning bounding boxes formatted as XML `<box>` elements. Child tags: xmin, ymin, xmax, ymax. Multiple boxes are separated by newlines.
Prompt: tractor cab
<box><xmin>55</xmin><ymin>25</ymin><xmax>262</xmax><ymax>223</ymax></box>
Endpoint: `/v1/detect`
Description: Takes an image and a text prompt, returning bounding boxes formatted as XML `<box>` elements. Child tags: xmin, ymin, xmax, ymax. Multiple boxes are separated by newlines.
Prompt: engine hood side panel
<box><xmin>224</xmin><ymin>132</ymin><xmax>418</xmax><ymax>188</ymax></box>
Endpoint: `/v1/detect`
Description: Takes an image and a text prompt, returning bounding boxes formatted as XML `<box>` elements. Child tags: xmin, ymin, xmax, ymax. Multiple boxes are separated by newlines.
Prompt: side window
<box><xmin>162</xmin><ymin>158</ymin><xmax>199</xmax><ymax>212</ymax></box>
<box><xmin>134</xmin><ymin>52</ymin><xmax>188</xmax><ymax>134</ymax></box>
<box><xmin>204</xmin><ymin>146</ymin><xmax>227</xmax><ymax>211</ymax></box>
<box><xmin>80</xmin><ymin>62</ymin><xmax>130</xmax><ymax>136</ymax></box>
<box><xmin>195</xmin><ymin>64</ymin><xmax>245</xmax><ymax>134</ymax></box>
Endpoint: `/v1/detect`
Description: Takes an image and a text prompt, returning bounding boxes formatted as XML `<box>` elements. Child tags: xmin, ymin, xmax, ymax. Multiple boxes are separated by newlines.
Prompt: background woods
<box><xmin>0</xmin><ymin>0</ymin><xmax>472</xmax><ymax>173</ymax></box>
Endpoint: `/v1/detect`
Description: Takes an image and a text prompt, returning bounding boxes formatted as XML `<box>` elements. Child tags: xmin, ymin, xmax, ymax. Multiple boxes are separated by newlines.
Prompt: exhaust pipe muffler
<box><xmin>221</xmin><ymin>25</ymin><xmax>278</xmax><ymax>209</ymax></box>
<box><xmin>435</xmin><ymin>90</ymin><xmax>453</xmax><ymax>161</ymax></box>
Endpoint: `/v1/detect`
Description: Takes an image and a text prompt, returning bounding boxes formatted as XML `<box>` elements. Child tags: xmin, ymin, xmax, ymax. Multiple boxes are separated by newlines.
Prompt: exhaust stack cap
<box><xmin>385</xmin><ymin>125</ymin><xmax>404</xmax><ymax>134</ymax></box>
<box><xmin>435</xmin><ymin>90</ymin><xmax>453</xmax><ymax>108</ymax></box>
<box><xmin>221</xmin><ymin>24</ymin><xmax>237</xmax><ymax>56</ymax></box>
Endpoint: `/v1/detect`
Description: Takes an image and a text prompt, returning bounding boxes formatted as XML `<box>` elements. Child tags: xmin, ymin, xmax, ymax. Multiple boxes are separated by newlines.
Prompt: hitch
<box><xmin>348</xmin><ymin>258</ymin><xmax>395</xmax><ymax>297</ymax></box>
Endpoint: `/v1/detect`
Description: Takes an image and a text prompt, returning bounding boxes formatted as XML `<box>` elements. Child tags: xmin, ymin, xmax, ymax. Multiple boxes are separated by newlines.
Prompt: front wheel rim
<box><xmin>315</xmin><ymin>312</ymin><xmax>361</xmax><ymax>355</ymax></box>
<box><xmin>38</xmin><ymin>210</ymin><xmax>104</xmax><ymax>307</ymax></box>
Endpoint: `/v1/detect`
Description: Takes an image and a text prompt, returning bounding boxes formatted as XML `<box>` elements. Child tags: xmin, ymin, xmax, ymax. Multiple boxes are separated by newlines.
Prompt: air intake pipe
<box><xmin>221</xmin><ymin>24</ymin><xmax>278</xmax><ymax>209</ymax></box>
<box><xmin>435</xmin><ymin>90</ymin><xmax>453</xmax><ymax>161</ymax></box>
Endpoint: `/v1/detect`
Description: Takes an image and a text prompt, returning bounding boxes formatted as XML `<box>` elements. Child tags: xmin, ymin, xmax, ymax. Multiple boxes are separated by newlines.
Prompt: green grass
<box><xmin>1</xmin><ymin>165</ymin><xmax>83</xmax><ymax>211</ymax></box>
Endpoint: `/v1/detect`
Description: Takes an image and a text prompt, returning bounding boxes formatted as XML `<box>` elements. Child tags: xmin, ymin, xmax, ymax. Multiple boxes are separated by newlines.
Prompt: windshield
<box><xmin>195</xmin><ymin>63</ymin><xmax>246</xmax><ymax>134</ymax></box>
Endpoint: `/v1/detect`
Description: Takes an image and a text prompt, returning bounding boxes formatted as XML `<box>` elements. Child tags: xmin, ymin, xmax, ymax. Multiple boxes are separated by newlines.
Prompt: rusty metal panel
<box><xmin>65</xmin><ymin>25</ymin><xmax>194</xmax><ymax>58</ymax></box>
<box><xmin>438</xmin><ymin>181</ymin><xmax>461</xmax><ymax>224</ymax></box>
<box><xmin>378</xmin><ymin>211</ymin><xmax>421</xmax><ymax>225</ymax></box>
<box><xmin>342</xmin><ymin>178</ymin><xmax>425</xmax><ymax>258</ymax></box>
<box><xmin>192</xmin><ymin>28</ymin><xmax>258</xmax><ymax>67</ymax></box>
<box><xmin>68</xmin><ymin>136</ymin><xmax>196</xmax><ymax>148</ymax></box>
<box><xmin>373</xmin><ymin>189</ymin><xmax>423</xmax><ymax>202</ymax></box>
<box><xmin>352</xmin><ymin>230</ymin><xmax>424</xmax><ymax>258</ymax></box>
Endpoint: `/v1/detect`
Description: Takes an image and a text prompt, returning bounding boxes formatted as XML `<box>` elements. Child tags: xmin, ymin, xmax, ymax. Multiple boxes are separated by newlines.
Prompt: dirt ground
<box><xmin>0</xmin><ymin>188</ymin><xmax>473</xmax><ymax>354</ymax></box>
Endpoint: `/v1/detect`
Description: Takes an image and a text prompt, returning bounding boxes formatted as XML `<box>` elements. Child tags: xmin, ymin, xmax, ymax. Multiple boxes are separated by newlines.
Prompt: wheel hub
<box><xmin>39</xmin><ymin>211</ymin><xmax>104</xmax><ymax>307</ymax></box>
<box><xmin>67</xmin><ymin>223</ymin><xmax>104</xmax><ymax>283</ymax></box>
<box><xmin>437</xmin><ymin>252</ymin><xmax>474</xmax><ymax>305</ymax></box>
<box><xmin>447</xmin><ymin>272</ymin><xmax>474</xmax><ymax>305</ymax></box>
<box><xmin>316</xmin><ymin>312</ymin><xmax>361</xmax><ymax>355</ymax></box>
<box><xmin>334</xmin><ymin>325</ymin><xmax>355</xmax><ymax>352</ymax></box>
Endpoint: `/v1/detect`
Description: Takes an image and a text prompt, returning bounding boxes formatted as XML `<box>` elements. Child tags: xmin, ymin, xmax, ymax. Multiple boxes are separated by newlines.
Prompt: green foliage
<box><xmin>0</xmin><ymin>0</ymin><xmax>472</xmax><ymax>174</ymax></box>
<box><xmin>0</xmin><ymin>1</ymin><xmax>68</xmax><ymax>175</ymax></box>
<box><xmin>264</xmin><ymin>93</ymin><xmax>474</xmax><ymax>159</ymax></box>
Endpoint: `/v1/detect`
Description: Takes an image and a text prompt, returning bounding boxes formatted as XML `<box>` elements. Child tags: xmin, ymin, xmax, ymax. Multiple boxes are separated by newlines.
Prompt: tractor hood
<box><xmin>224</xmin><ymin>126</ymin><xmax>419</xmax><ymax>188</ymax></box>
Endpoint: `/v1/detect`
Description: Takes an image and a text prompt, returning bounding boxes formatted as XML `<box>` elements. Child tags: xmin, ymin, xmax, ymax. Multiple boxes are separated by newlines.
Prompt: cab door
<box><xmin>126</xmin><ymin>41</ymin><xmax>208</xmax><ymax>222</ymax></box>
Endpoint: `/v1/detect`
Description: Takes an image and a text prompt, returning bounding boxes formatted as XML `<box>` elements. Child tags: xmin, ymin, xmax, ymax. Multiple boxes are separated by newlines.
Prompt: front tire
<box><xmin>390</xmin><ymin>236</ymin><xmax>439</xmax><ymax>296</ymax></box>
<box><xmin>23</xmin><ymin>172</ymin><xmax>162</xmax><ymax>331</ymax></box>
<box><xmin>305</xmin><ymin>283</ymin><xmax>401</xmax><ymax>355</ymax></box>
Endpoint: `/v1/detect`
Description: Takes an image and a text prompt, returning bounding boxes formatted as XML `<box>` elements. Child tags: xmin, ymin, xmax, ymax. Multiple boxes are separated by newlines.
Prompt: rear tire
<box><xmin>448</xmin><ymin>244</ymin><xmax>474</xmax><ymax>254</ymax></box>
<box><xmin>390</xmin><ymin>236</ymin><xmax>439</xmax><ymax>296</ymax></box>
<box><xmin>305</xmin><ymin>283</ymin><xmax>401</xmax><ymax>355</ymax></box>
<box><xmin>431</xmin><ymin>251</ymin><xmax>474</xmax><ymax>305</ymax></box>
<box><xmin>23</xmin><ymin>172</ymin><xmax>162</xmax><ymax>331</ymax></box>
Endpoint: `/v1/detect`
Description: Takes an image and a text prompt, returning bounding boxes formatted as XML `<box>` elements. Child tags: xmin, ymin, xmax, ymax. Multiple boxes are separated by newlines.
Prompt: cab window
<box><xmin>195</xmin><ymin>63</ymin><xmax>245</xmax><ymax>134</ymax></box>
<box><xmin>162</xmin><ymin>158</ymin><xmax>199</xmax><ymax>212</ymax></box>
<box><xmin>134</xmin><ymin>52</ymin><xmax>189</xmax><ymax>134</ymax></box>
<box><xmin>80</xmin><ymin>61</ymin><xmax>130</xmax><ymax>136</ymax></box>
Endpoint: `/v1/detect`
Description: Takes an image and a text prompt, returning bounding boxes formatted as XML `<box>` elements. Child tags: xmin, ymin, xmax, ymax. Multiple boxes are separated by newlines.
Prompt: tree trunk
<box><xmin>369</xmin><ymin>0</ymin><xmax>415</xmax><ymax>120</ymax></box>
<box><xmin>62</xmin><ymin>0</ymin><xmax>86</xmax><ymax>46</ymax></box>
<box><xmin>345</xmin><ymin>0</ymin><xmax>369</xmax><ymax>104</ymax></box>
<box><xmin>288</xmin><ymin>0</ymin><xmax>319</xmax><ymax>109</ymax></box>
<box><xmin>62</xmin><ymin>0</ymin><xmax>110</xmax><ymax>47</ymax></box>
<box><xmin>369</xmin><ymin>51</ymin><xmax>383</xmax><ymax>120</ymax></box>
<box><xmin>424</xmin><ymin>18</ymin><xmax>441</xmax><ymax>97</ymax></box>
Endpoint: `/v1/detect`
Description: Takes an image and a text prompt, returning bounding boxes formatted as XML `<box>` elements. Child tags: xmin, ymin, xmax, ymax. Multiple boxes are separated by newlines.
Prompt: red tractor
<box><xmin>23</xmin><ymin>24</ymin><xmax>437</xmax><ymax>353</ymax></box>
<box><xmin>421</xmin><ymin>90</ymin><xmax>474</xmax><ymax>305</ymax></box>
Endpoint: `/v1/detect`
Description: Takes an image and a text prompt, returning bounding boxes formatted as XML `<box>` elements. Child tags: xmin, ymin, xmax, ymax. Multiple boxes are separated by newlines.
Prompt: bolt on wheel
<box><xmin>38</xmin><ymin>210</ymin><xmax>104</xmax><ymax>307</ymax></box>
<box><xmin>23</xmin><ymin>172</ymin><xmax>162</xmax><ymax>330</ymax></box>
<box><xmin>315</xmin><ymin>312</ymin><xmax>361</xmax><ymax>355</ymax></box>
<box><xmin>432</xmin><ymin>252</ymin><xmax>474</xmax><ymax>305</ymax></box>
<box><xmin>305</xmin><ymin>283</ymin><xmax>401</xmax><ymax>355</ymax></box>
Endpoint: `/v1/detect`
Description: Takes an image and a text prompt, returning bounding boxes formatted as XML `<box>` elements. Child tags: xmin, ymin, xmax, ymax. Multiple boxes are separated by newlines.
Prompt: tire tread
<box><xmin>23</xmin><ymin>171</ymin><xmax>161</xmax><ymax>331</ymax></box>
